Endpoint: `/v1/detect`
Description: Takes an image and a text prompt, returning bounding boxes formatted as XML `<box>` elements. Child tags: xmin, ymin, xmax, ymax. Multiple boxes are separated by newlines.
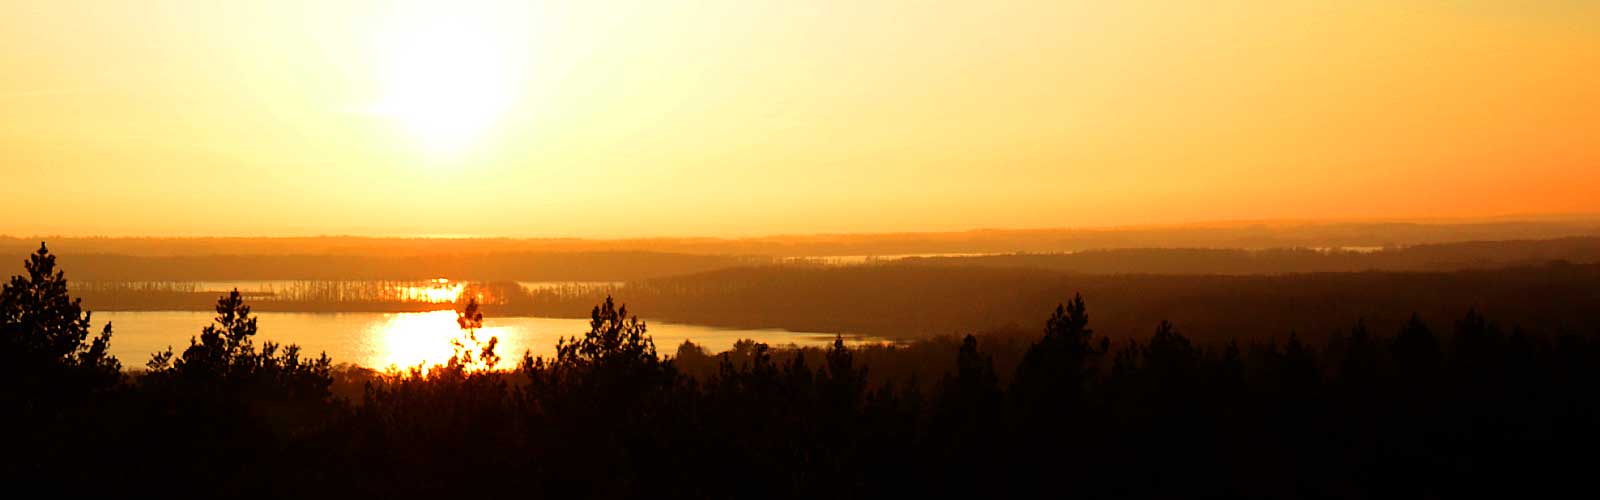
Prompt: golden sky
<box><xmin>2</xmin><ymin>1</ymin><xmax>1597</xmax><ymax>237</ymax></box>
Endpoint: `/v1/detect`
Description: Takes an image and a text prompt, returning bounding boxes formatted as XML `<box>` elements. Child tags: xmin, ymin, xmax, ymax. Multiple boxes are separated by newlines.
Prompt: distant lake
<box><xmin>100</xmin><ymin>310</ymin><xmax>862</xmax><ymax>371</ymax></box>
<box><xmin>77</xmin><ymin>280</ymin><xmax>622</xmax><ymax>305</ymax></box>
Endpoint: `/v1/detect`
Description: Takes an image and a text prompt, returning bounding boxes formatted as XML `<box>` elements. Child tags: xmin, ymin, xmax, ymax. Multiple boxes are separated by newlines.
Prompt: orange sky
<box><xmin>1</xmin><ymin>1</ymin><xmax>1597</xmax><ymax>238</ymax></box>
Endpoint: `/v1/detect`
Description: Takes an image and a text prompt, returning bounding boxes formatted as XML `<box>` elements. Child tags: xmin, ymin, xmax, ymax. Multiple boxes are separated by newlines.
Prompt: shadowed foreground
<box><xmin>4</xmin><ymin>243</ymin><xmax>1598</xmax><ymax>498</ymax></box>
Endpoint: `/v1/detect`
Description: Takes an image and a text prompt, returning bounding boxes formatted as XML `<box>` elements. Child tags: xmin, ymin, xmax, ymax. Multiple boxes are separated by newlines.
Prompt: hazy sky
<box><xmin>2</xmin><ymin>1</ymin><xmax>1597</xmax><ymax>237</ymax></box>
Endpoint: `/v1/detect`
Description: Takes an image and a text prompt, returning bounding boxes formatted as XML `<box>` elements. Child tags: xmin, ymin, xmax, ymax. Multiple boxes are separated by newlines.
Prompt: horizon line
<box><xmin>4</xmin><ymin>211</ymin><xmax>1598</xmax><ymax>243</ymax></box>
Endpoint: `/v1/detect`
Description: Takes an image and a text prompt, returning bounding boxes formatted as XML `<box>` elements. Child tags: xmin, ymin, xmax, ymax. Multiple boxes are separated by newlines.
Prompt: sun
<box><xmin>370</xmin><ymin>8</ymin><xmax>523</xmax><ymax>155</ymax></box>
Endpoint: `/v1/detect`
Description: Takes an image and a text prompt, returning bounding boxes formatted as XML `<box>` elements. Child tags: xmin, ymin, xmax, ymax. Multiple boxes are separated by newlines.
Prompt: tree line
<box><xmin>525</xmin><ymin>259</ymin><xmax>1600</xmax><ymax>341</ymax></box>
<box><xmin>4</xmin><ymin>242</ymin><xmax>1598</xmax><ymax>498</ymax></box>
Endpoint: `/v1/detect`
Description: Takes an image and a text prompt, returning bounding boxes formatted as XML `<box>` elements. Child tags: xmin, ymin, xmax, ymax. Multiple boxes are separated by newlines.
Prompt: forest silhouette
<box><xmin>4</xmin><ymin>242</ymin><xmax>1599</xmax><ymax>498</ymax></box>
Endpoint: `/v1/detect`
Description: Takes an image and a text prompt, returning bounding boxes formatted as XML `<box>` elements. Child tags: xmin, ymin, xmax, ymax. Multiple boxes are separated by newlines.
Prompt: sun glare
<box><xmin>370</xmin><ymin>310</ymin><xmax>516</xmax><ymax>370</ymax></box>
<box><xmin>370</xmin><ymin>7</ymin><xmax>526</xmax><ymax>155</ymax></box>
<box><xmin>394</xmin><ymin>279</ymin><xmax>465</xmax><ymax>303</ymax></box>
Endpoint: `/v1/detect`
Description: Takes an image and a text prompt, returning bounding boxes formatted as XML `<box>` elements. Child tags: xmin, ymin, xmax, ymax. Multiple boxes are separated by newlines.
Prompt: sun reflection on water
<box><xmin>368</xmin><ymin>310</ymin><xmax>518</xmax><ymax>370</ymax></box>
<box><xmin>396</xmin><ymin>279</ymin><xmax>466</xmax><ymax>303</ymax></box>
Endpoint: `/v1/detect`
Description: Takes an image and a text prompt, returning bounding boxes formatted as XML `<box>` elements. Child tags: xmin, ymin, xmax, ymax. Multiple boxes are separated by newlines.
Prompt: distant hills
<box><xmin>898</xmin><ymin>237</ymin><xmax>1600</xmax><ymax>275</ymax></box>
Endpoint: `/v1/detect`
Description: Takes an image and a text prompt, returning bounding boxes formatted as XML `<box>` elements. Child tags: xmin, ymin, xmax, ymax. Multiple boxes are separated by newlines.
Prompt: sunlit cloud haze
<box><xmin>2</xmin><ymin>0</ymin><xmax>1596</xmax><ymax>237</ymax></box>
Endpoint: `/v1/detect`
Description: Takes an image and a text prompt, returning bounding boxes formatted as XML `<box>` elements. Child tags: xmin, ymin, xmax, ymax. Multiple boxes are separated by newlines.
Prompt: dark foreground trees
<box><xmin>135</xmin><ymin>289</ymin><xmax>337</xmax><ymax>496</ymax></box>
<box><xmin>0</xmin><ymin>243</ymin><xmax>120</xmax><ymax>396</ymax></box>
<box><xmin>5</xmin><ymin>244</ymin><xmax>1600</xmax><ymax>498</ymax></box>
<box><xmin>0</xmin><ymin>243</ymin><xmax>121</xmax><ymax>485</ymax></box>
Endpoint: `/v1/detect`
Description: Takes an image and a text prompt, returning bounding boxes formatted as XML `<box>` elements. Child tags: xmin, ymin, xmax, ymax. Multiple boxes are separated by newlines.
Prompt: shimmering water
<box><xmin>99</xmin><ymin>310</ymin><xmax>857</xmax><ymax>371</ymax></box>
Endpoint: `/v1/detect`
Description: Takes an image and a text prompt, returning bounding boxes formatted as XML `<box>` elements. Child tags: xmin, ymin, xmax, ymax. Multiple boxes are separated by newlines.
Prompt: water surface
<box><xmin>101</xmin><ymin>310</ymin><xmax>859</xmax><ymax>371</ymax></box>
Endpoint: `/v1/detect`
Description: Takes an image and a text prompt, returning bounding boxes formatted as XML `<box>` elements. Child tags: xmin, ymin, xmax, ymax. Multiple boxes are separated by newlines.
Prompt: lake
<box><xmin>99</xmin><ymin>310</ymin><xmax>861</xmax><ymax>371</ymax></box>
